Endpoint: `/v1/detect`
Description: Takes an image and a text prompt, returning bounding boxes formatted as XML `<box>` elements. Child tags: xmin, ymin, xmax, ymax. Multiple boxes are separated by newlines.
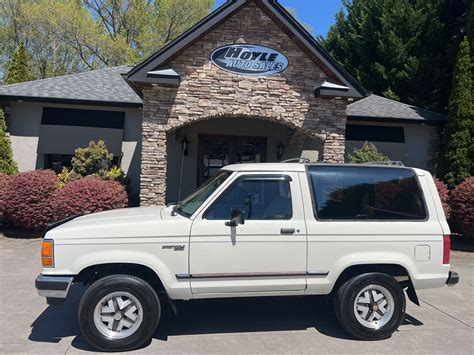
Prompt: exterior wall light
<box><xmin>181</xmin><ymin>136</ymin><xmax>190</xmax><ymax>156</ymax></box>
<box><xmin>276</xmin><ymin>142</ymin><xmax>285</xmax><ymax>160</ymax></box>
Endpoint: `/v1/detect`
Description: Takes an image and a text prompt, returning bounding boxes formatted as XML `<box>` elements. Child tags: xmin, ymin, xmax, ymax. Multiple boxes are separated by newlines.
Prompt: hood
<box><xmin>65</xmin><ymin>207</ymin><xmax>163</xmax><ymax>225</ymax></box>
<box><xmin>46</xmin><ymin>206</ymin><xmax>165</xmax><ymax>240</ymax></box>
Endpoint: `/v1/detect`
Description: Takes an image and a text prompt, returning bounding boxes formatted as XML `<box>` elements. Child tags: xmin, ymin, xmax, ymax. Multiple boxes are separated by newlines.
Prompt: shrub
<box><xmin>53</xmin><ymin>177</ymin><xmax>128</xmax><ymax>221</ymax></box>
<box><xmin>0</xmin><ymin>173</ymin><xmax>12</xmax><ymax>223</ymax></box>
<box><xmin>3</xmin><ymin>170</ymin><xmax>58</xmax><ymax>231</ymax></box>
<box><xmin>349</xmin><ymin>142</ymin><xmax>390</xmax><ymax>163</ymax></box>
<box><xmin>433</xmin><ymin>177</ymin><xmax>450</xmax><ymax>219</ymax></box>
<box><xmin>60</xmin><ymin>141</ymin><xmax>128</xmax><ymax>189</ymax></box>
<box><xmin>71</xmin><ymin>140</ymin><xmax>113</xmax><ymax>177</ymax></box>
<box><xmin>0</xmin><ymin>109</ymin><xmax>18</xmax><ymax>175</ymax></box>
<box><xmin>449</xmin><ymin>177</ymin><xmax>474</xmax><ymax>237</ymax></box>
<box><xmin>57</xmin><ymin>167</ymin><xmax>81</xmax><ymax>187</ymax></box>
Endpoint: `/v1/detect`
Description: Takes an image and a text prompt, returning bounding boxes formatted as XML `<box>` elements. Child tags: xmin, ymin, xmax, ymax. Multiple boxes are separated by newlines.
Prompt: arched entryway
<box><xmin>165</xmin><ymin>115</ymin><xmax>323</xmax><ymax>203</ymax></box>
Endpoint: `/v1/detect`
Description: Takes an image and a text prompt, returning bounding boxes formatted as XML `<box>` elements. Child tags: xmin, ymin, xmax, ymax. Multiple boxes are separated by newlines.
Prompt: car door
<box><xmin>188</xmin><ymin>172</ymin><xmax>307</xmax><ymax>295</ymax></box>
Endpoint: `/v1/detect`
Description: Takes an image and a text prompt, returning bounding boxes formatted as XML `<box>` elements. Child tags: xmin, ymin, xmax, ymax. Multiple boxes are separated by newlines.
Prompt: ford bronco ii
<box><xmin>35</xmin><ymin>163</ymin><xmax>459</xmax><ymax>351</ymax></box>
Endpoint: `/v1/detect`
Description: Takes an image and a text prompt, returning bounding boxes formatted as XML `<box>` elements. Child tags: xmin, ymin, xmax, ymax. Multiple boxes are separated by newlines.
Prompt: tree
<box><xmin>5</xmin><ymin>42</ymin><xmax>28</xmax><ymax>84</ymax></box>
<box><xmin>322</xmin><ymin>0</ymin><xmax>468</xmax><ymax>113</ymax></box>
<box><xmin>0</xmin><ymin>109</ymin><xmax>18</xmax><ymax>175</ymax></box>
<box><xmin>441</xmin><ymin>36</ymin><xmax>473</xmax><ymax>187</ymax></box>
<box><xmin>0</xmin><ymin>0</ymin><xmax>213</xmax><ymax>81</ymax></box>
<box><xmin>348</xmin><ymin>142</ymin><xmax>390</xmax><ymax>163</ymax></box>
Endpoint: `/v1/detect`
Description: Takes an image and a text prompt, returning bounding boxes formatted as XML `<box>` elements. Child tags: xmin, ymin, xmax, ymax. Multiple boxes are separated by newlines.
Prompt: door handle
<box><xmin>280</xmin><ymin>228</ymin><xmax>295</xmax><ymax>235</ymax></box>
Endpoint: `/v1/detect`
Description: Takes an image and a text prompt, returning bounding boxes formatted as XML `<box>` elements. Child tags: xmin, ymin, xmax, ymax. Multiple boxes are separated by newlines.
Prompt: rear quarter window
<box><xmin>307</xmin><ymin>166</ymin><xmax>427</xmax><ymax>220</ymax></box>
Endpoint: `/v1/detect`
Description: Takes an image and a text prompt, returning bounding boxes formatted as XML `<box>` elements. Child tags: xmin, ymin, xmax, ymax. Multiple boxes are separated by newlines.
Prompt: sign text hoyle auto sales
<box><xmin>210</xmin><ymin>44</ymin><xmax>289</xmax><ymax>76</ymax></box>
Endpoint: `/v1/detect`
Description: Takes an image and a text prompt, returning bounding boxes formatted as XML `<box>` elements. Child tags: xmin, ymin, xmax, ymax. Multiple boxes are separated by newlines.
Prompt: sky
<box><xmin>213</xmin><ymin>0</ymin><xmax>344</xmax><ymax>38</ymax></box>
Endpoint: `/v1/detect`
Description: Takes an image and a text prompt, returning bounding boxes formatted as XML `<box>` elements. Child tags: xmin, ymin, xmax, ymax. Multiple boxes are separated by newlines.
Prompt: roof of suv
<box><xmin>223</xmin><ymin>162</ymin><xmax>426</xmax><ymax>175</ymax></box>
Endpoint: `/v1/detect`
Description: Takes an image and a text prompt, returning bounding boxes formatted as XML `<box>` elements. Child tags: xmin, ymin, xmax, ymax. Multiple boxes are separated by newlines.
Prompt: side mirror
<box><xmin>225</xmin><ymin>209</ymin><xmax>245</xmax><ymax>227</ymax></box>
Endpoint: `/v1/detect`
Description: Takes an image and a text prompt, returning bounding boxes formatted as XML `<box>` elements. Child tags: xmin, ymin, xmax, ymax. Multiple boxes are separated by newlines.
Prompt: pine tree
<box><xmin>5</xmin><ymin>43</ymin><xmax>29</xmax><ymax>85</ymax></box>
<box><xmin>323</xmin><ymin>0</ymin><xmax>467</xmax><ymax>113</ymax></box>
<box><xmin>441</xmin><ymin>36</ymin><xmax>473</xmax><ymax>187</ymax></box>
<box><xmin>0</xmin><ymin>109</ymin><xmax>18</xmax><ymax>175</ymax></box>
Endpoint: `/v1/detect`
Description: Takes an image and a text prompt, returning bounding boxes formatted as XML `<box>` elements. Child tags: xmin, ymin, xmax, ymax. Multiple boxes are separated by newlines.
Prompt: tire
<box><xmin>334</xmin><ymin>273</ymin><xmax>406</xmax><ymax>340</ymax></box>
<box><xmin>78</xmin><ymin>274</ymin><xmax>161</xmax><ymax>352</ymax></box>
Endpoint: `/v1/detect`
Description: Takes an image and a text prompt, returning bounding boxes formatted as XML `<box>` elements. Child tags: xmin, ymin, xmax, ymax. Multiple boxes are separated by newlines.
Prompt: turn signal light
<box><xmin>443</xmin><ymin>235</ymin><xmax>451</xmax><ymax>264</ymax></box>
<box><xmin>41</xmin><ymin>239</ymin><xmax>54</xmax><ymax>268</ymax></box>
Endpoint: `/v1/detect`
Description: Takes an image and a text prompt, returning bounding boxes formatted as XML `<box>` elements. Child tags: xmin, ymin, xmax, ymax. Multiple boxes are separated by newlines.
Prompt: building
<box><xmin>0</xmin><ymin>0</ymin><xmax>446</xmax><ymax>205</ymax></box>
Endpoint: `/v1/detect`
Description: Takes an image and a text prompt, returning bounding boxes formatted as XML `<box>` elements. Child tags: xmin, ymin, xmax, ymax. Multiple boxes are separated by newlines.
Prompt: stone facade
<box><xmin>140</xmin><ymin>2</ymin><xmax>348</xmax><ymax>205</ymax></box>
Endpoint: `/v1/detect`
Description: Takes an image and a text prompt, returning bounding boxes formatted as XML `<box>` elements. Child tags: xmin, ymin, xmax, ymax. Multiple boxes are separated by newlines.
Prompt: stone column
<box><xmin>322</xmin><ymin>132</ymin><xmax>346</xmax><ymax>163</ymax></box>
<box><xmin>140</xmin><ymin>123</ymin><xmax>167</xmax><ymax>206</ymax></box>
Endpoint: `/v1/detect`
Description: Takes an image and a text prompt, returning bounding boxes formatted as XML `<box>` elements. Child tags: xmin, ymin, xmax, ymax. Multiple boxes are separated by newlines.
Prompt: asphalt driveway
<box><xmin>0</xmin><ymin>235</ymin><xmax>472</xmax><ymax>354</ymax></box>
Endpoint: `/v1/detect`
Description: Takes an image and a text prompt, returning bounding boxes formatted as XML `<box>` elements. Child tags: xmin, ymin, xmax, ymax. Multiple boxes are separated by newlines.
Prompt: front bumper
<box><xmin>35</xmin><ymin>274</ymin><xmax>74</xmax><ymax>302</ymax></box>
<box><xmin>446</xmin><ymin>271</ymin><xmax>459</xmax><ymax>286</ymax></box>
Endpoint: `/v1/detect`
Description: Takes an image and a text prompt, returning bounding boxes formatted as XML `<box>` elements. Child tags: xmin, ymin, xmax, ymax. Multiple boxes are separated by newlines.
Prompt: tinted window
<box><xmin>346</xmin><ymin>124</ymin><xmax>405</xmax><ymax>143</ymax></box>
<box><xmin>308</xmin><ymin>166</ymin><xmax>426</xmax><ymax>220</ymax></box>
<box><xmin>42</xmin><ymin>107</ymin><xmax>125</xmax><ymax>129</ymax></box>
<box><xmin>205</xmin><ymin>177</ymin><xmax>292</xmax><ymax>220</ymax></box>
<box><xmin>174</xmin><ymin>171</ymin><xmax>231</xmax><ymax>218</ymax></box>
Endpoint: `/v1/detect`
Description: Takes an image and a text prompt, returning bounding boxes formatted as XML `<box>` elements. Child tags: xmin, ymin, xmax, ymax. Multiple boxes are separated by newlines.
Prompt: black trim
<box><xmin>35</xmin><ymin>275</ymin><xmax>73</xmax><ymax>291</ymax></box>
<box><xmin>0</xmin><ymin>95</ymin><xmax>142</xmax><ymax>108</ymax></box>
<box><xmin>346</xmin><ymin>124</ymin><xmax>405</xmax><ymax>143</ymax></box>
<box><xmin>446</xmin><ymin>271</ymin><xmax>459</xmax><ymax>285</ymax></box>
<box><xmin>41</xmin><ymin>107</ymin><xmax>125</xmax><ymax>129</ymax></box>
<box><xmin>176</xmin><ymin>271</ymin><xmax>329</xmax><ymax>280</ymax></box>
<box><xmin>347</xmin><ymin>115</ymin><xmax>446</xmax><ymax>125</ymax></box>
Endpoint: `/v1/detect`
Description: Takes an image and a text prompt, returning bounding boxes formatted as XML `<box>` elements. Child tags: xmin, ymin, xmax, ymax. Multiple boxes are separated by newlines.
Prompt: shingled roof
<box><xmin>0</xmin><ymin>66</ymin><xmax>142</xmax><ymax>107</ymax></box>
<box><xmin>347</xmin><ymin>94</ymin><xmax>446</xmax><ymax>123</ymax></box>
<box><xmin>0</xmin><ymin>66</ymin><xmax>446</xmax><ymax>123</ymax></box>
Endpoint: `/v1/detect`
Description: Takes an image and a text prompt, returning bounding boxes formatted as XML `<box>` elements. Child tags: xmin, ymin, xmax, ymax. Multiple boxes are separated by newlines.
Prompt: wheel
<box><xmin>334</xmin><ymin>273</ymin><xmax>406</xmax><ymax>340</ymax></box>
<box><xmin>78</xmin><ymin>274</ymin><xmax>161</xmax><ymax>351</ymax></box>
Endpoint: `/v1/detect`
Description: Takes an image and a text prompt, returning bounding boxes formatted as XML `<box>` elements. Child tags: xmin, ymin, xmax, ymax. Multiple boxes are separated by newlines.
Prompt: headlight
<box><xmin>41</xmin><ymin>239</ymin><xmax>54</xmax><ymax>268</ymax></box>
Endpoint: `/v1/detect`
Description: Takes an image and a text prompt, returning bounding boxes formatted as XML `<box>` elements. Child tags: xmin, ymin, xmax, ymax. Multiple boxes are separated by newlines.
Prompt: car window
<box><xmin>308</xmin><ymin>166</ymin><xmax>426</xmax><ymax>220</ymax></box>
<box><xmin>205</xmin><ymin>176</ymin><xmax>293</xmax><ymax>220</ymax></box>
<box><xmin>174</xmin><ymin>171</ymin><xmax>232</xmax><ymax>218</ymax></box>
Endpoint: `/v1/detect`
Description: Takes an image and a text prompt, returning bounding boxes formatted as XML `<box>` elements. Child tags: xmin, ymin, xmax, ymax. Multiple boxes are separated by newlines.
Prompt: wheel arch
<box><xmin>330</xmin><ymin>263</ymin><xmax>419</xmax><ymax>305</ymax></box>
<box><xmin>74</xmin><ymin>262</ymin><xmax>166</xmax><ymax>295</ymax></box>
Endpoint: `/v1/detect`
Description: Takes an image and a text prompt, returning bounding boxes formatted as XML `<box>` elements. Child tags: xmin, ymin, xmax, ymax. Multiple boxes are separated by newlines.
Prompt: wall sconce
<box><xmin>276</xmin><ymin>142</ymin><xmax>285</xmax><ymax>160</ymax></box>
<box><xmin>180</xmin><ymin>136</ymin><xmax>190</xmax><ymax>156</ymax></box>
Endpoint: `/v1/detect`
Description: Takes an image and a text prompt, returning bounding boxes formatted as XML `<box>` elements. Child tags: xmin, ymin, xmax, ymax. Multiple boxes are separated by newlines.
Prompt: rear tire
<box><xmin>78</xmin><ymin>274</ymin><xmax>160</xmax><ymax>351</ymax></box>
<box><xmin>334</xmin><ymin>273</ymin><xmax>405</xmax><ymax>340</ymax></box>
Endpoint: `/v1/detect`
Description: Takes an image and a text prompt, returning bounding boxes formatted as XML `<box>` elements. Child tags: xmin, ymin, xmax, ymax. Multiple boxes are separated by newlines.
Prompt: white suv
<box><xmin>35</xmin><ymin>163</ymin><xmax>459</xmax><ymax>351</ymax></box>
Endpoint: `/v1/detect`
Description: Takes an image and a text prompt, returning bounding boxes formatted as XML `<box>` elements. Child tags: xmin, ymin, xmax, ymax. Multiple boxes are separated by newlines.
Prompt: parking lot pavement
<box><xmin>0</xmin><ymin>235</ymin><xmax>472</xmax><ymax>355</ymax></box>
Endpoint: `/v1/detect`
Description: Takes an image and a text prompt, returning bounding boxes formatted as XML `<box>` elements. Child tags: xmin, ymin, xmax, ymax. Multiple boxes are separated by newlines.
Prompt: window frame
<box><xmin>202</xmin><ymin>174</ymin><xmax>294</xmax><ymax>221</ymax></box>
<box><xmin>305</xmin><ymin>165</ymin><xmax>429</xmax><ymax>222</ymax></box>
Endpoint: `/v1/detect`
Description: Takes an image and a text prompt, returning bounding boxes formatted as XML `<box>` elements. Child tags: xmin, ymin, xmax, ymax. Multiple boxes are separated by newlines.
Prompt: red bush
<box><xmin>433</xmin><ymin>177</ymin><xmax>450</xmax><ymax>219</ymax></box>
<box><xmin>53</xmin><ymin>177</ymin><xmax>128</xmax><ymax>221</ymax></box>
<box><xmin>3</xmin><ymin>170</ymin><xmax>58</xmax><ymax>231</ymax></box>
<box><xmin>0</xmin><ymin>173</ymin><xmax>12</xmax><ymax>223</ymax></box>
<box><xmin>449</xmin><ymin>177</ymin><xmax>474</xmax><ymax>238</ymax></box>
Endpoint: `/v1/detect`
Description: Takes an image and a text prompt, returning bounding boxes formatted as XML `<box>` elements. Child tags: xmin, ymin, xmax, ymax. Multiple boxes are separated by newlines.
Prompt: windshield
<box><xmin>173</xmin><ymin>170</ymin><xmax>232</xmax><ymax>218</ymax></box>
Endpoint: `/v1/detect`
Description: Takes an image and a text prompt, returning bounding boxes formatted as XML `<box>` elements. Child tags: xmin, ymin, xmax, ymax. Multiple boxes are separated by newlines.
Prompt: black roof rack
<box><xmin>281</xmin><ymin>157</ymin><xmax>311</xmax><ymax>163</ymax></box>
<box><xmin>361</xmin><ymin>161</ymin><xmax>404</xmax><ymax>166</ymax></box>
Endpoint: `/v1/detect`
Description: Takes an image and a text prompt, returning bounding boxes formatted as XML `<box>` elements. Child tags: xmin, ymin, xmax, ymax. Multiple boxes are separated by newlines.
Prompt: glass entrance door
<box><xmin>197</xmin><ymin>134</ymin><xmax>267</xmax><ymax>185</ymax></box>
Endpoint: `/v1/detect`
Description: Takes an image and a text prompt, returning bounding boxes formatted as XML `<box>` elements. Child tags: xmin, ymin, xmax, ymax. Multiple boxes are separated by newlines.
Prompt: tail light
<box><xmin>41</xmin><ymin>239</ymin><xmax>54</xmax><ymax>268</ymax></box>
<box><xmin>443</xmin><ymin>235</ymin><xmax>451</xmax><ymax>264</ymax></box>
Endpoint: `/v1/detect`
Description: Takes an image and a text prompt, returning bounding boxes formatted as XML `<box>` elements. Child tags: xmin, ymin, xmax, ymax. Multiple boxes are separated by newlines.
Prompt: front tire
<box><xmin>334</xmin><ymin>273</ymin><xmax>406</xmax><ymax>340</ymax></box>
<box><xmin>78</xmin><ymin>274</ymin><xmax>161</xmax><ymax>351</ymax></box>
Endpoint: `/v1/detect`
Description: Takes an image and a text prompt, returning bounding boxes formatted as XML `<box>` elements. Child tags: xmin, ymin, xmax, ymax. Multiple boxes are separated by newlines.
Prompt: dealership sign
<box><xmin>210</xmin><ymin>44</ymin><xmax>288</xmax><ymax>76</ymax></box>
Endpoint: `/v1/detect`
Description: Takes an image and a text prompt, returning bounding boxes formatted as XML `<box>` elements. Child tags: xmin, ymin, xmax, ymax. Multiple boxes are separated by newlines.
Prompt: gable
<box><xmin>126</xmin><ymin>0</ymin><xmax>366</xmax><ymax>98</ymax></box>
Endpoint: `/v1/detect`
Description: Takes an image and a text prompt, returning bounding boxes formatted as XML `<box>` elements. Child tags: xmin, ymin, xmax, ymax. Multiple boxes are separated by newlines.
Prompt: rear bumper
<box><xmin>446</xmin><ymin>271</ymin><xmax>459</xmax><ymax>286</ymax></box>
<box><xmin>35</xmin><ymin>274</ymin><xmax>74</xmax><ymax>301</ymax></box>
